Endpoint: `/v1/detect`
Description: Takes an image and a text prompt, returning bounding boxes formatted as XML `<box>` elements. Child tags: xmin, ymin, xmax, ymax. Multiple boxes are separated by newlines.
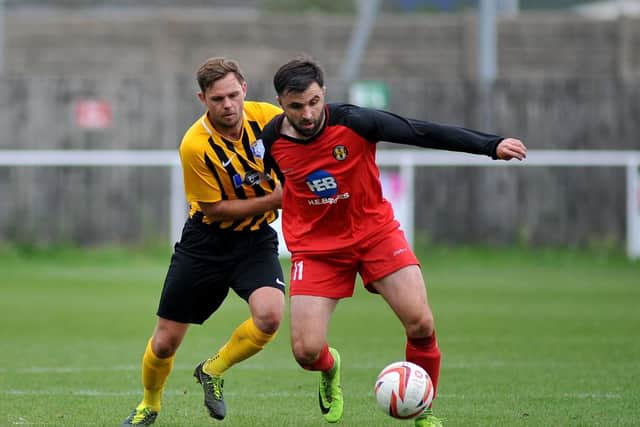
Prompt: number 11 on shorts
<box><xmin>292</xmin><ymin>260</ymin><xmax>304</xmax><ymax>281</ymax></box>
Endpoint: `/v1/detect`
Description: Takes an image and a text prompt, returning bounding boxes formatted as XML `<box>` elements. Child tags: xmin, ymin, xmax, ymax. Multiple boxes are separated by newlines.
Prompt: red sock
<box><xmin>406</xmin><ymin>332</ymin><xmax>441</xmax><ymax>398</ymax></box>
<box><xmin>301</xmin><ymin>344</ymin><xmax>334</xmax><ymax>372</ymax></box>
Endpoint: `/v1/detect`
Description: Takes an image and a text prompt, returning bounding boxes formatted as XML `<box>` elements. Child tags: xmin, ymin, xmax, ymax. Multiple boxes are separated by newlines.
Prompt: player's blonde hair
<box><xmin>196</xmin><ymin>57</ymin><xmax>246</xmax><ymax>93</ymax></box>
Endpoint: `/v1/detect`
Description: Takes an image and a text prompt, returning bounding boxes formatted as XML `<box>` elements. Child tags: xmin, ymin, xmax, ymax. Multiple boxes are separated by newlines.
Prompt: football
<box><xmin>374</xmin><ymin>361</ymin><xmax>434</xmax><ymax>419</ymax></box>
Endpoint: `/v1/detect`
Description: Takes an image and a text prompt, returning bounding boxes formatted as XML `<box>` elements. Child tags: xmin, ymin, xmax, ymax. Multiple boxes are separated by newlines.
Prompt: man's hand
<box><xmin>269</xmin><ymin>183</ymin><xmax>283</xmax><ymax>206</ymax></box>
<box><xmin>496</xmin><ymin>138</ymin><xmax>527</xmax><ymax>161</ymax></box>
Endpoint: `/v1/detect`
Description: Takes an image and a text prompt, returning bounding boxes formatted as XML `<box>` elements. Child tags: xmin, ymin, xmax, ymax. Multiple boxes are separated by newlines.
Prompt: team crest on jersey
<box><xmin>332</xmin><ymin>145</ymin><xmax>348</xmax><ymax>161</ymax></box>
<box><xmin>251</xmin><ymin>139</ymin><xmax>266</xmax><ymax>159</ymax></box>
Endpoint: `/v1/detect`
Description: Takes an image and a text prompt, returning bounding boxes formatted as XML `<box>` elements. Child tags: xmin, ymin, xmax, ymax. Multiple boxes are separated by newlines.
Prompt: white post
<box><xmin>478</xmin><ymin>0</ymin><xmax>497</xmax><ymax>85</ymax></box>
<box><xmin>626</xmin><ymin>159</ymin><xmax>640</xmax><ymax>259</ymax></box>
<box><xmin>399</xmin><ymin>157</ymin><xmax>415</xmax><ymax>249</ymax></box>
<box><xmin>340</xmin><ymin>0</ymin><xmax>381</xmax><ymax>86</ymax></box>
<box><xmin>0</xmin><ymin>0</ymin><xmax>5</xmax><ymax>75</ymax></box>
<box><xmin>170</xmin><ymin>163</ymin><xmax>187</xmax><ymax>247</ymax></box>
<box><xmin>478</xmin><ymin>0</ymin><xmax>497</xmax><ymax>131</ymax></box>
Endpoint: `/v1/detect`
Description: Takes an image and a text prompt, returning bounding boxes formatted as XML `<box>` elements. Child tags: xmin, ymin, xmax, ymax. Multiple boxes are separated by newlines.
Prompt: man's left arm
<box><xmin>199</xmin><ymin>184</ymin><xmax>282</xmax><ymax>222</ymax></box>
<box><xmin>346</xmin><ymin>105</ymin><xmax>526</xmax><ymax>160</ymax></box>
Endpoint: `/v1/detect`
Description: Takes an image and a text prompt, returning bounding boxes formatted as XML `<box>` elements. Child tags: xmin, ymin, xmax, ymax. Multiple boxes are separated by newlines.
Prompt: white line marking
<box><xmin>3</xmin><ymin>389</ymin><xmax>310</xmax><ymax>397</ymax></box>
<box><xmin>4</xmin><ymin>359</ymin><xmax>627</xmax><ymax>373</ymax></box>
<box><xmin>2</xmin><ymin>389</ymin><xmax>623</xmax><ymax>400</ymax></box>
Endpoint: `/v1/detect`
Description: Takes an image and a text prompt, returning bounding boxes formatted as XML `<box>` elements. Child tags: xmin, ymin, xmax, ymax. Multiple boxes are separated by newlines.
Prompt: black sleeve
<box><xmin>263</xmin><ymin>151</ymin><xmax>284</xmax><ymax>184</ymax></box>
<box><xmin>260</xmin><ymin>117</ymin><xmax>285</xmax><ymax>184</ymax></box>
<box><xmin>341</xmin><ymin>104</ymin><xmax>503</xmax><ymax>159</ymax></box>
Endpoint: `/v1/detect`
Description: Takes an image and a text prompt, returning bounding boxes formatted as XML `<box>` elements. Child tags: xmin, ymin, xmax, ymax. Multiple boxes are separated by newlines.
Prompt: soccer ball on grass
<box><xmin>374</xmin><ymin>361</ymin><xmax>434</xmax><ymax>419</ymax></box>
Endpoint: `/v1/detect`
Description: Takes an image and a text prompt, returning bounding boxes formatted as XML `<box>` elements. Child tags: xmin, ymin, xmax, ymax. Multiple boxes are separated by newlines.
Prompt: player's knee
<box><xmin>291</xmin><ymin>341</ymin><xmax>319</xmax><ymax>367</ymax></box>
<box><xmin>152</xmin><ymin>336</ymin><xmax>180</xmax><ymax>358</ymax></box>
<box><xmin>253</xmin><ymin>309</ymin><xmax>283</xmax><ymax>334</ymax></box>
<box><xmin>249</xmin><ymin>288</ymin><xmax>284</xmax><ymax>334</ymax></box>
<box><xmin>405</xmin><ymin>311</ymin><xmax>435</xmax><ymax>338</ymax></box>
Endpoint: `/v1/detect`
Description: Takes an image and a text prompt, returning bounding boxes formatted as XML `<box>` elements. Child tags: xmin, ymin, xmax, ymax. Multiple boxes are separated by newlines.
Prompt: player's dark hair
<box><xmin>196</xmin><ymin>57</ymin><xmax>246</xmax><ymax>93</ymax></box>
<box><xmin>273</xmin><ymin>55</ymin><xmax>324</xmax><ymax>96</ymax></box>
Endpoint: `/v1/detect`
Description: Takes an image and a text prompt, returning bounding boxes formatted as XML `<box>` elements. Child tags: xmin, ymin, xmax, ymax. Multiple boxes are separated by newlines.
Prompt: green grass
<box><xmin>1</xmin><ymin>245</ymin><xmax>639</xmax><ymax>426</ymax></box>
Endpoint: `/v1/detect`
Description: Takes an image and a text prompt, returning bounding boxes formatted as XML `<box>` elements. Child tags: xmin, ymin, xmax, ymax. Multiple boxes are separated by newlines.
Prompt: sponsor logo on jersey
<box><xmin>333</xmin><ymin>145</ymin><xmax>348</xmax><ymax>161</ymax></box>
<box><xmin>251</xmin><ymin>139</ymin><xmax>266</xmax><ymax>159</ymax></box>
<box><xmin>306</xmin><ymin>170</ymin><xmax>349</xmax><ymax>205</ymax></box>
<box><xmin>306</xmin><ymin>170</ymin><xmax>338</xmax><ymax>197</ymax></box>
<box><xmin>307</xmin><ymin>193</ymin><xmax>350</xmax><ymax>205</ymax></box>
<box><xmin>233</xmin><ymin>170</ymin><xmax>270</xmax><ymax>188</ymax></box>
<box><xmin>243</xmin><ymin>171</ymin><xmax>262</xmax><ymax>186</ymax></box>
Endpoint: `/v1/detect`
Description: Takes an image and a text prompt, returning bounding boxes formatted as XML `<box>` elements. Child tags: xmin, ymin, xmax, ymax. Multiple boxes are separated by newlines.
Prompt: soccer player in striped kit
<box><xmin>260</xmin><ymin>56</ymin><xmax>527</xmax><ymax>426</ymax></box>
<box><xmin>122</xmin><ymin>57</ymin><xmax>286</xmax><ymax>426</ymax></box>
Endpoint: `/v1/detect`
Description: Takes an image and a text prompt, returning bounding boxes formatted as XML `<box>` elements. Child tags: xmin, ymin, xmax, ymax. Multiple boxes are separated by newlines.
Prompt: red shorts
<box><xmin>289</xmin><ymin>227</ymin><xmax>419</xmax><ymax>298</ymax></box>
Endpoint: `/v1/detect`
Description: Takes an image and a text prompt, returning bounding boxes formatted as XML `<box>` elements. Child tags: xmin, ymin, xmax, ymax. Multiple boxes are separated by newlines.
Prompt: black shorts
<box><xmin>156</xmin><ymin>217</ymin><xmax>285</xmax><ymax>325</ymax></box>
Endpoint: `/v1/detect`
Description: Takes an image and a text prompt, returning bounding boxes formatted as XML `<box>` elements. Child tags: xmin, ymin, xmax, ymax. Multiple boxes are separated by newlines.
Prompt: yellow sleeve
<box><xmin>179</xmin><ymin>134</ymin><xmax>222</xmax><ymax>204</ymax></box>
<box><xmin>256</xmin><ymin>102</ymin><xmax>283</xmax><ymax>125</ymax></box>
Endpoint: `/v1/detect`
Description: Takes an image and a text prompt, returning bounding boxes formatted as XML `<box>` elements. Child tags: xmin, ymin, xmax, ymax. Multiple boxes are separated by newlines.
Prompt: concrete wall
<box><xmin>1</xmin><ymin>8</ymin><xmax>639</xmax><ymax>247</ymax></box>
<box><xmin>5</xmin><ymin>9</ymin><xmax>640</xmax><ymax>81</ymax></box>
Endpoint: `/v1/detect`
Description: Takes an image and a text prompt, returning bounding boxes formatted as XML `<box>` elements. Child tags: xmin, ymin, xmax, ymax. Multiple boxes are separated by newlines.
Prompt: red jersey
<box><xmin>261</xmin><ymin>103</ymin><xmax>503</xmax><ymax>253</ymax></box>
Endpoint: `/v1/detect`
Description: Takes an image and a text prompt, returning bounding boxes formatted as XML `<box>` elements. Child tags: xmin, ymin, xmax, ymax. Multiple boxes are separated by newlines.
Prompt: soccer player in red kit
<box><xmin>260</xmin><ymin>56</ymin><xmax>527</xmax><ymax>427</ymax></box>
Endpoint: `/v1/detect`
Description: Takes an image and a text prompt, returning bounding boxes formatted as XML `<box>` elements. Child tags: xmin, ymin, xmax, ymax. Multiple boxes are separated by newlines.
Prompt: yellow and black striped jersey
<box><xmin>179</xmin><ymin>101</ymin><xmax>282</xmax><ymax>231</ymax></box>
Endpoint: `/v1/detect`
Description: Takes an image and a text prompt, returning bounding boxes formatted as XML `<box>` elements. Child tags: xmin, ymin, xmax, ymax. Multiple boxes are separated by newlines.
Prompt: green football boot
<box><xmin>121</xmin><ymin>405</ymin><xmax>158</xmax><ymax>426</ymax></box>
<box><xmin>414</xmin><ymin>407</ymin><xmax>444</xmax><ymax>427</ymax></box>
<box><xmin>318</xmin><ymin>347</ymin><xmax>343</xmax><ymax>423</ymax></box>
<box><xmin>193</xmin><ymin>360</ymin><xmax>226</xmax><ymax>420</ymax></box>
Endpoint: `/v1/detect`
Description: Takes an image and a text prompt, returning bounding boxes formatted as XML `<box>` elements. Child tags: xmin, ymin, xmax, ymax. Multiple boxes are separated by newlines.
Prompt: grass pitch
<box><xmin>1</xmin><ymin>245</ymin><xmax>639</xmax><ymax>426</ymax></box>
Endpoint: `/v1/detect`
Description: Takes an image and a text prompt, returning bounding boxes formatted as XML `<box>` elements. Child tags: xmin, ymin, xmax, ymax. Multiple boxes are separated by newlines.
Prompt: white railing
<box><xmin>375</xmin><ymin>150</ymin><xmax>640</xmax><ymax>259</ymax></box>
<box><xmin>0</xmin><ymin>150</ymin><xmax>186</xmax><ymax>246</ymax></box>
<box><xmin>1</xmin><ymin>149</ymin><xmax>639</xmax><ymax>258</ymax></box>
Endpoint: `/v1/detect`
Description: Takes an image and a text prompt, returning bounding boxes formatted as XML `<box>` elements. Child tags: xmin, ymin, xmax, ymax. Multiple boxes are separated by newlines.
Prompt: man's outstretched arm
<box><xmin>342</xmin><ymin>104</ymin><xmax>526</xmax><ymax>160</ymax></box>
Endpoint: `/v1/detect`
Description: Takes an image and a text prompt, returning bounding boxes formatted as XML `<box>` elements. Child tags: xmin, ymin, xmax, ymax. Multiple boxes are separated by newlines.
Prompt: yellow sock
<box><xmin>204</xmin><ymin>318</ymin><xmax>275</xmax><ymax>376</ymax></box>
<box><xmin>140</xmin><ymin>338</ymin><xmax>174</xmax><ymax>412</ymax></box>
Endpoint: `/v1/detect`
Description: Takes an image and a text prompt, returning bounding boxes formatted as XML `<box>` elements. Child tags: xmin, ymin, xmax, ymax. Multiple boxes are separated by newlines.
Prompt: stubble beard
<box><xmin>210</xmin><ymin>111</ymin><xmax>242</xmax><ymax>137</ymax></box>
<box><xmin>291</xmin><ymin>109</ymin><xmax>325</xmax><ymax>139</ymax></box>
